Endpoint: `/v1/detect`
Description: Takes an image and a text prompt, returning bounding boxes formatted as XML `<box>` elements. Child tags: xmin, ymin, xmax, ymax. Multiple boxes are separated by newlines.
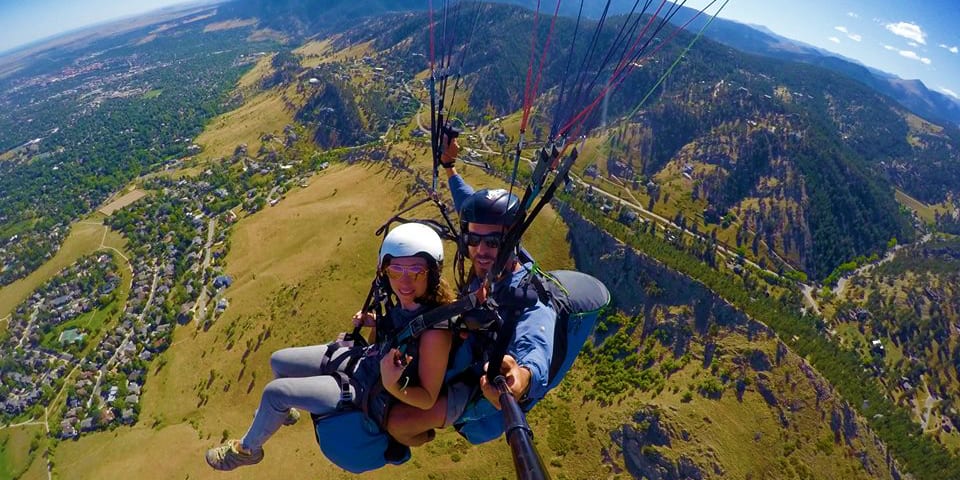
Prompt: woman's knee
<box><xmin>261</xmin><ymin>379</ymin><xmax>294</xmax><ymax>411</ymax></box>
<box><xmin>269</xmin><ymin>350</ymin><xmax>289</xmax><ymax>377</ymax></box>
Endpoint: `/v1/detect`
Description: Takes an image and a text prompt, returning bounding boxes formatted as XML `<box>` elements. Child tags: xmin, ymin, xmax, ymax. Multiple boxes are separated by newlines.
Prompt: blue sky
<box><xmin>1</xmin><ymin>0</ymin><xmax>958</xmax><ymax>101</ymax></box>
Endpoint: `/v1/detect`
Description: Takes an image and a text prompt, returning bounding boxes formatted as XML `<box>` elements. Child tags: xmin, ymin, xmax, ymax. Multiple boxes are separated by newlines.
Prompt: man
<box><xmin>449</xmin><ymin>186</ymin><xmax>556</xmax><ymax>443</ymax></box>
<box><xmin>387</xmin><ymin>137</ymin><xmax>556</xmax><ymax>445</ymax></box>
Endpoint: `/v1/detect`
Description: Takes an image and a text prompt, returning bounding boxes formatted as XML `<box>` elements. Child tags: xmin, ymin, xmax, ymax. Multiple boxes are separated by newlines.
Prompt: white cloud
<box><xmin>940</xmin><ymin>87</ymin><xmax>960</xmax><ymax>99</ymax></box>
<box><xmin>834</xmin><ymin>26</ymin><xmax>862</xmax><ymax>42</ymax></box>
<box><xmin>847</xmin><ymin>12</ymin><xmax>859</xmax><ymax>19</ymax></box>
<box><xmin>908</xmin><ymin>41</ymin><xmax>918</xmax><ymax>47</ymax></box>
<box><xmin>885</xmin><ymin>21</ymin><xmax>926</xmax><ymax>44</ymax></box>
<box><xmin>898</xmin><ymin>50</ymin><xmax>932</xmax><ymax>64</ymax></box>
<box><xmin>884</xmin><ymin>45</ymin><xmax>932</xmax><ymax>64</ymax></box>
<box><xmin>940</xmin><ymin>44</ymin><xmax>959</xmax><ymax>54</ymax></box>
<box><xmin>829</xmin><ymin>36</ymin><xmax>841</xmax><ymax>44</ymax></box>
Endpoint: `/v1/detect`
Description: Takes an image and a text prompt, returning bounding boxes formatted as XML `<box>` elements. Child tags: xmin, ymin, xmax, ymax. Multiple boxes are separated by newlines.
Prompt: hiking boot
<box><xmin>205</xmin><ymin>439</ymin><xmax>264</xmax><ymax>471</ymax></box>
<box><xmin>283</xmin><ymin>408</ymin><xmax>300</xmax><ymax>426</ymax></box>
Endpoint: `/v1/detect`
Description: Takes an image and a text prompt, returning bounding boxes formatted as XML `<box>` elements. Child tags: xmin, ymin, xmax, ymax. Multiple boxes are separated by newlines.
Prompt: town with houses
<box><xmin>0</xmin><ymin>125</ymin><xmax>327</xmax><ymax>439</ymax></box>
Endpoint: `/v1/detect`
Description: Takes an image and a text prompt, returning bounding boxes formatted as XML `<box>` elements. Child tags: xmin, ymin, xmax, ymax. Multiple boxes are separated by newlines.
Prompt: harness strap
<box><xmin>391</xmin><ymin>291</ymin><xmax>481</xmax><ymax>349</ymax></box>
<box><xmin>334</xmin><ymin>370</ymin><xmax>354</xmax><ymax>411</ymax></box>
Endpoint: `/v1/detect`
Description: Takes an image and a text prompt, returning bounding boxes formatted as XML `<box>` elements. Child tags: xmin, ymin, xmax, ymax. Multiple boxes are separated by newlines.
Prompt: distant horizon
<box><xmin>1</xmin><ymin>0</ymin><xmax>957</xmax><ymax>105</ymax></box>
<box><xmin>0</xmin><ymin>0</ymin><xmax>209</xmax><ymax>56</ymax></box>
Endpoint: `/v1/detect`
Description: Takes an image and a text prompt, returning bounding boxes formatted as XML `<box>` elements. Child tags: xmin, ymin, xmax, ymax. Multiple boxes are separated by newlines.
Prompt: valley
<box><xmin>1</xmin><ymin>2</ymin><xmax>960</xmax><ymax>479</ymax></box>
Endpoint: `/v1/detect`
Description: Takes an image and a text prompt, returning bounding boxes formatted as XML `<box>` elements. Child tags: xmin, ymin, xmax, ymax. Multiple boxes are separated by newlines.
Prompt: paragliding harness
<box><xmin>519</xmin><ymin>267</ymin><xmax>610</xmax><ymax>389</ymax></box>
<box><xmin>309</xmin><ymin>200</ymin><xmax>467</xmax><ymax>473</ymax></box>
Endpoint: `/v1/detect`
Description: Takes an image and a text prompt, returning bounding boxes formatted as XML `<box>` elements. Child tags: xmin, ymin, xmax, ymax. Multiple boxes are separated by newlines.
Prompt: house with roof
<box><xmin>79</xmin><ymin>417</ymin><xmax>96</xmax><ymax>432</ymax></box>
<box><xmin>121</xmin><ymin>408</ymin><xmax>137</xmax><ymax>424</ymax></box>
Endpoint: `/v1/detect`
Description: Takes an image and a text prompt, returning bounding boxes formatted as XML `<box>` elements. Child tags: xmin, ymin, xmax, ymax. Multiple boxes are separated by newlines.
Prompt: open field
<box><xmin>0</xmin><ymin>425</ymin><xmax>43</xmax><ymax>480</ymax></box>
<box><xmin>294</xmin><ymin>39</ymin><xmax>334</xmax><ymax>69</ymax></box>
<box><xmin>0</xmin><ymin>148</ymin><xmax>15</xmax><ymax>162</ymax></box>
<box><xmin>0</xmin><ymin>221</ymin><xmax>109</xmax><ymax>319</ymax></box>
<box><xmin>236</xmin><ymin>54</ymin><xmax>275</xmax><ymax>93</ymax></box>
<box><xmin>895</xmin><ymin>188</ymin><xmax>951</xmax><ymax>224</ymax></box>
<box><xmin>316</xmin><ymin>39</ymin><xmax>374</xmax><ymax>66</ymax></box>
<box><xmin>194</xmin><ymin>87</ymin><xmax>296</xmax><ymax>162</ymax></box>
<box><xmin>98</xmin><ymin>189</ymin><xmax>148</xmax><ymax>216</ymax></box>
<box><xmin>203</xmin><ymin>18</ymin><xmax>258</xmax><ymax>33</ymax></box>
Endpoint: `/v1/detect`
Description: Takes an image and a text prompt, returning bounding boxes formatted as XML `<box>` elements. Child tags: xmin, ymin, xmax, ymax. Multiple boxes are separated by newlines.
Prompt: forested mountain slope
<box><xmin>824</xmin><ymin>237</ymin><xmax>960</xmax><ymax>452</ymax></box>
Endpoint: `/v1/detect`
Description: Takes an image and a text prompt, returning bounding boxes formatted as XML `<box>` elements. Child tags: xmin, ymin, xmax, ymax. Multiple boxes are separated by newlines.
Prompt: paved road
<box><xmin>800</xmin><ymin>284</ymin><xmax>821</xmax><ymax>316</ymax></box>
<box><xmin>15</xmin><ymin>307</ymin><xmax>39</xmax><ymax>349</ymax></box>
<box><xmin>193</xmin><ymin>218</ymin><xmax>218</xmax><ymax>325</ymax></box>
<box><xmin>0</xmin><ymin>419</ymin><xmax>45</xmax><ymax>430</ymax></box>
<box><xmin>829</xmin><ymin>235</ymin><xmax>931</xmax><ymax>299</ymax></box>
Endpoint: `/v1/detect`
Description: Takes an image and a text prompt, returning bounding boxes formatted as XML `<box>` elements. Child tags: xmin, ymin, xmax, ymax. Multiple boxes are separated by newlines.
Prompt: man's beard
<box><xmin>472</xmin><ymin>253</ymin><xmax>496</xmax><ymax>276</ymax></box>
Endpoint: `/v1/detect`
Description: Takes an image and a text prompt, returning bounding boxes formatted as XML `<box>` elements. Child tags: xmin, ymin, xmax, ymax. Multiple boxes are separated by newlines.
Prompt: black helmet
<box><xmin>460</xmin><ymin>189</ymin><xmax>520</xmax><ymax>226</ymax></box>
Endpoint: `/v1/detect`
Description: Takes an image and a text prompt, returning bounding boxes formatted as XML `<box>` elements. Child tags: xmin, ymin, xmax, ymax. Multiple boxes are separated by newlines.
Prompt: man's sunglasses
<box><xmin>464</xmin><ymin>232</ymin><xmax>504</xmax><ymax>249</ymax></box>
<box><xmin>383</xmin><ymin>264</ymin><xmax>428</xmax><ymax>281</ymax></box>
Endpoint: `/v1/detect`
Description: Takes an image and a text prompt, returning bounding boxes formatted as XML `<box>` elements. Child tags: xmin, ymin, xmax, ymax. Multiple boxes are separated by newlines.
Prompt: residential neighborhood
<box><xmin>0</xmin><ymin>126</ymin><xmax>329</xmax><ymax>439</ymax></box>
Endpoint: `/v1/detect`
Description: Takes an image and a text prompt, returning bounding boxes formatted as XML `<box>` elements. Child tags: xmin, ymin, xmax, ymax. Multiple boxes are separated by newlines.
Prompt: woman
<box><xmin>205</xmin><ymin>222</ymin><xmax>455</xmax><ymax>470</ymax></box>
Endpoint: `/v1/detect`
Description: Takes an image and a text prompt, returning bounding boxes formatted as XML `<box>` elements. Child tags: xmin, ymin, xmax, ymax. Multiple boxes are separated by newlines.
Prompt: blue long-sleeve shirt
<box><xmin>446</xmin><ymin>173</ymin><xmax>556</xmax><ymax>444</ymax></box>
<box><xmin>448</xmin><ymin>172</ymin><xmax>474</xmax><ymax>211</ymax></box>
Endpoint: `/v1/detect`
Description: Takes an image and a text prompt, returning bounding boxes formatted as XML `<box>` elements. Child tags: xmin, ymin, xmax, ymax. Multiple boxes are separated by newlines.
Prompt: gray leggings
<box><xmin>240</xmin><ymin>345</ymin><xmax>356</xmax><ymax>451</ymax></box>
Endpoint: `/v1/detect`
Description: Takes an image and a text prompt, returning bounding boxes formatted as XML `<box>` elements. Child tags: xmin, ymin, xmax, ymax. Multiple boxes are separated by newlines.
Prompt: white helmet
<box><xmin>378</xmin><ymin>222</ymin><xmax>444</xmax><ymax>268</ymax></box>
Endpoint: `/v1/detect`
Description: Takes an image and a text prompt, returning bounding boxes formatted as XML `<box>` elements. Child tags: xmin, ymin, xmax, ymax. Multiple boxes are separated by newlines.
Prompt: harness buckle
<box><xmin>409</xmin><ymin>315</ymin><xmax>425</xmax><ymax>336</ymax></box>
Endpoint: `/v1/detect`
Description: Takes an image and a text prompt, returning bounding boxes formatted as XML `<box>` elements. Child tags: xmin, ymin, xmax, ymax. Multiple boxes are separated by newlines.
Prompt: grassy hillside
<box><xmin>0</xmin><ymin>425</ymin><xmax>44</xmax><ymax>480</ymax></box>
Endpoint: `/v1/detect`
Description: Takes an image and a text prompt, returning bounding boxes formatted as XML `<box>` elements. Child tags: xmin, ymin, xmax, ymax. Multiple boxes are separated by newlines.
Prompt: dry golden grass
<box><xmin>203</xmin><ymin>18</ymin><xmax>258</xmax><ymax>33</ymax></box>
<box><xmin>248</xmin><ymin>28</ymin><xmax>287</xmax><ymax>43</ymax></box>
<box><xmin>194</xmin><ymin>87</ymin><xmax>296</xmax><ymax>162</ymax></box>
<box><xmin>236</xmin><ymin>54</ymin><xmax>275</xmax><ymax>93</ymax></box>
<box><xmin>98</xmin><ymin>189</ymin><xmax>148</xmax><ymax>216</ymax></box>
<box><xmin>134</xmin><ymin>34</ymin><xmax>157</xmax><ymax>46</ymax></box>
<box><xmin>294</xmin><ymin>39</ymin><xmax>334</xmax><ymax>69</ymax></box>
<box><xmin>904</xmin><ymin>111</ymin><xmax>944</xmax><ymax>135</ymax></box>
<box><xmin>317</xmin><ymin>40</ymin><xmax>375</xmax><ymax>65</ymax></box>
<box><xmin>895</xmin><ymin>188</ymin><xmax>950</xmax><ymax>224</ymax></box>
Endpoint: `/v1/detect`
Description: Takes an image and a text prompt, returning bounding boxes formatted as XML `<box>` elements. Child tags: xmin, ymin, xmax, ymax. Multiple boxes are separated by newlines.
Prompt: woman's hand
<box><xmin>352</xmin><ymin>310</ymin><xmax>376</xmax><ymax>328</ymax></box>
<box><xmin>380</xmin><ymin>348</ymin><xmax>413</xmax><ymax>388</ymax></box>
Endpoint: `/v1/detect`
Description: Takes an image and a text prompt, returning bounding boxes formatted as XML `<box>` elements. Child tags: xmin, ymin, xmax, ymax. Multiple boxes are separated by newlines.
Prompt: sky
<box><xmin>0</xmin><ymin>0</ymin><xmax>200</xmax><ymax>53</ymax></box>
<box><xmin>1</xmin><ymin>0</ymin><xmax>958</xmax><ymax>101</ymax></box>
